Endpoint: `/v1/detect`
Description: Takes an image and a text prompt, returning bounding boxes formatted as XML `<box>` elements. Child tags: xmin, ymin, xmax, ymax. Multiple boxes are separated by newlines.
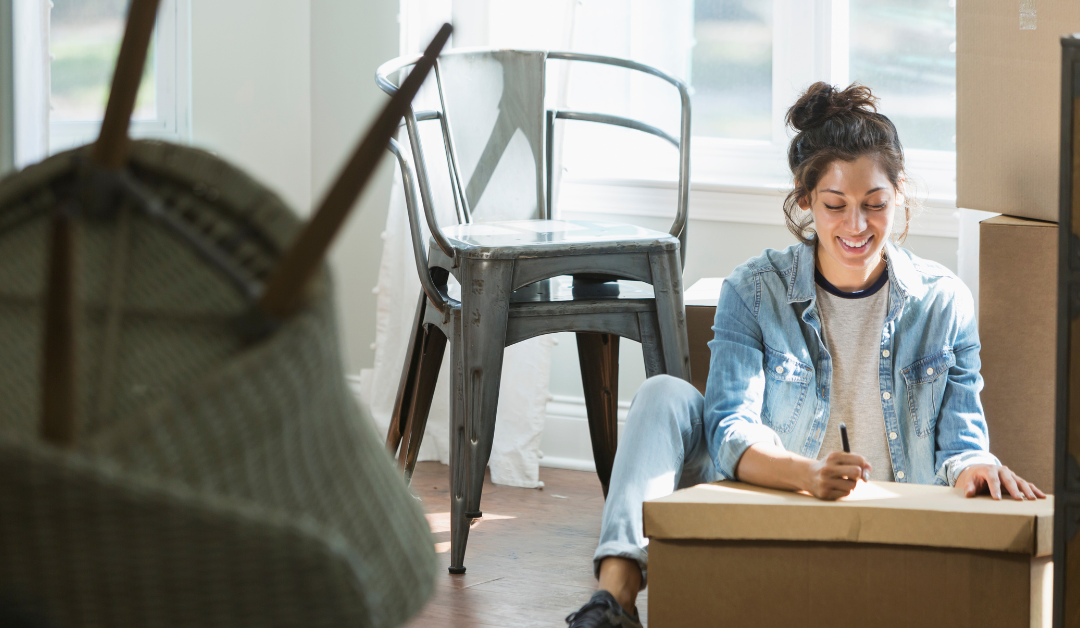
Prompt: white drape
<box><xmin>358</xmin><ymin>0</ymin><xmax>580</xmax><ymax>488</ymax></box>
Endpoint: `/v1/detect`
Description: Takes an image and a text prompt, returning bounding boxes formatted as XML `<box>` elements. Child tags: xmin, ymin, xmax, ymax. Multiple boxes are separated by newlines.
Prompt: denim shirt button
<box><xmin>882</xmin><ymin>391</ymin><xmax>891</xmax><ymax>400</ymax></box>
<box><xmin>775</xmin><ymin>366</ymin><xmax>784</xmax><ymax>374</ymax></box>
<box><xmin>889</xmin><ymin>431</ymin><xmax>897</xmax><ymax>440</ymax></box>
<box><xmin>896</xmin><ymin>471</ymin><xmax>906</xmax><ymax>480</ymax></box>
<box><xmin>882</xmin><ymin>349</ymin><xmax>890</xmax><ymax>358</ymax></box>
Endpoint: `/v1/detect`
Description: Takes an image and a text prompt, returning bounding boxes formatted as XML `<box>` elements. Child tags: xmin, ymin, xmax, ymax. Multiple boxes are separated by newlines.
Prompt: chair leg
<box><xmin>400</xmin><ymin>324</ymin><xmax>448</xmax><ymax>485</ymax></box>
<box><xmin>650</xmin><ymin>250</ymin><xmax>691</xmax><ymax>380</ymax></box>
<box><xmin>387</xmin><ymin>292</ymin><xmax>428</xmax><ymax>456</ymax></box>
<box><xmin>460</xmin><ymin>259</ymin><xmax>515</xmax><ymax>520</ymax></box>
<box><xmin>576</xmin><ymin>332</ymin><xmax>620</xmax><ymax>498</ymax></box>
<box><xmin>638</xmin><ymin>311</ymin><xmax>665</xmax><ymax>379</ymax></box>
<box><xmin>448</xmin><ymin>307</ymin><xmax>469</xmax><ymax>574</ymax></box>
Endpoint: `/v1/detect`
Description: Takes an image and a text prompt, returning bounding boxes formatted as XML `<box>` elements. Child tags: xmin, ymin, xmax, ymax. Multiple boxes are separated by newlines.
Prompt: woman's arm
<box><xmin>933</xmin><ymin>279</ymin><xmax>1046</xmax><ymax>499</ymax></box>
<box><xmin>736</xmin><ymin>442</ymin><xmax>872</xmax><ymax>501</ymax></box>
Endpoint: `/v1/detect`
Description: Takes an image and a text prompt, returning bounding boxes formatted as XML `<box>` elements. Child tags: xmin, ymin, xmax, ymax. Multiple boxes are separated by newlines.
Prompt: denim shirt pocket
<box><xmin>761</xmin><ymin>345</ymin><xmax>814</xmax><ymax>433</ymax></box>
<box><xmin>901</xmin><ymin>350</ymin><xmax>956</xmax><ymax>438</ymax></box>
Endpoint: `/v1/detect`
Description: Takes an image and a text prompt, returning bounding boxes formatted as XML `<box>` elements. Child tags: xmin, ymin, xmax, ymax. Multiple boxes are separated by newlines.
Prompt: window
<box><xmin>683</xmin><ymin>0</ymin><xmax>955</xmax><ymax>195</ymax></box>
<box><xmin>559</xmin><ymin>0</ymin><xmax>957</xmax><ymax>200</ymax></box>
<box><xmin>47</xmin><ymin>0</ymin><xmax>190</xmax><ymax>153</ymax></box>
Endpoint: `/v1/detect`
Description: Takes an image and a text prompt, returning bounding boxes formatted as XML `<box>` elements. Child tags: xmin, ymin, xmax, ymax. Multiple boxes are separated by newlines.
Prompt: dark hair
<box><xmin>783</xmin><ymin>82</ymin><xmax>913</xmax><ymax>245</ymax></box>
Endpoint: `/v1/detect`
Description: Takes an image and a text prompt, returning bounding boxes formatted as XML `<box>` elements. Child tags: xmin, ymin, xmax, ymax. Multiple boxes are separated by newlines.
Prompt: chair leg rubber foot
<box><xmin>465</xmin><ymin>510</ymin><xmax>482</xmax><ymax>518</ymax></box>
<box><xmin>448</xmin><ymin>566</ymin><xmax>466</xmax><ymax>575</ymax></box>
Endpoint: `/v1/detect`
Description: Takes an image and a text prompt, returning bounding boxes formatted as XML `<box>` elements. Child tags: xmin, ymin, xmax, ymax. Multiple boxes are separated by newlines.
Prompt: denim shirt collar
<box><xmin>787</xmin><ymin>239</ymin><xmax>913</xmax><ymax>305</ymax></box>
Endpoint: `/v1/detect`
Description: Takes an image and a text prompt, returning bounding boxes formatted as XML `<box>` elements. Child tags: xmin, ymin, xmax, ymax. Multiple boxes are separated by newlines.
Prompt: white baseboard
<box><xmin>539</xmin><ymin>394</ymin><xmax>630</xmax><ymax>473</ymax></box>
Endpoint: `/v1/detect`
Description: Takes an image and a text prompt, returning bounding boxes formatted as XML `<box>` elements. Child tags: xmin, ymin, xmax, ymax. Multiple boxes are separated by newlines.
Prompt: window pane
<box><xmin>690</xmin><ymin>0</ymin><xmax>772</xmax><ymax>141</ymax></box>
<box><xmin>50</xmin><ymin>0</ymin><xmax>156</xmax><ymax>122</ymax></box>
<box><xmin>849</xmin><ymin>1</ymin><xmax>955</xmax><ymax>152</ymax></box>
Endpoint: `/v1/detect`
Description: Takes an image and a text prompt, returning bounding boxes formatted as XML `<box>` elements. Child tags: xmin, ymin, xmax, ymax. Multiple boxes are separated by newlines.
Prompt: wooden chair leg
<box><xmin>400</xmin><ymin>324</ymin><xmax>448</xmax><ymax>485</ymax></box>
<box><xmin>577</xmin><ymin>332</ymin><xmax>620</xmax><ymax>498</ymax></box>
<box><xmin>387</xmin><ymin>293</ymin><xmax>427</xmax><ymax>456</ymax></box>
<box><xmin>650</xmin><ymin>250</ymin><xmax>691</xmax><ymax>381</ymax></box>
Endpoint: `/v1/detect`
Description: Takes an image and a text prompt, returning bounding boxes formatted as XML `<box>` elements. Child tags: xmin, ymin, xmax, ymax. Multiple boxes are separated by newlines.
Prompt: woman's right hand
<box><xmin>805</xmin><ymin>452</ymin><xmax>872</xmax><ymax>500</ymax></box>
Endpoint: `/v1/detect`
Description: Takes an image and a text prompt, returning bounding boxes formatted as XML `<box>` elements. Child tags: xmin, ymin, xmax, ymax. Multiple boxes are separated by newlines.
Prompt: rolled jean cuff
<box><xmin>593</xmin><ymin>541</ymin><xmax>649</xmax><ymax>589</ymax></box>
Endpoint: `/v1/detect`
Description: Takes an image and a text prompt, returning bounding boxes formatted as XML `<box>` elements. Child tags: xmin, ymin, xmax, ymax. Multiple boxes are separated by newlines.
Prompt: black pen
<box><xmin>839</xmin><ymin>422</ymin><xmax>850</xmax><ymax>453</ymax></box>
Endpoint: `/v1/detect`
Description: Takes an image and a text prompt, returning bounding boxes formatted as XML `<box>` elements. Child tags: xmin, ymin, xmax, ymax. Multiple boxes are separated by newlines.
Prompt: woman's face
<box><xmin>798</xmin><ymin>155</ymin><xmax>903</xmax><ymax>286</ymax></box>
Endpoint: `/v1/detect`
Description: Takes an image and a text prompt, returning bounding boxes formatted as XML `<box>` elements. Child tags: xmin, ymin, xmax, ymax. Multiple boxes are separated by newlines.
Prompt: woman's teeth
<box><xmin>840</xmin><ymin>236</ymin><xmax>870</xmax><ymax>249</ymax></box>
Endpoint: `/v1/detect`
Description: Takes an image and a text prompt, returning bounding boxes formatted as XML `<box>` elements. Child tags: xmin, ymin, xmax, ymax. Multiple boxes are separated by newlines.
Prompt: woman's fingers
<box><xmin>826</xmin><ymin>464</ymin><xmax>866</xmax><ymax>481</ymax></box>
<box><xmin>986</xmin><ymin>470</ymin><xmax>1002</xmax><ymax>500</ymax></box>
<box><xmin>1031</xmin><ymin>483</ymin><xmax>1048</xmax><ymax>499</ymax></box>
<box><xmin>999</xmin><ymin>470</ymin><xmax>1024</xmax><ymax>500</ymax></box>
<box><xmin>1016</xmin><ymin>477</ymin><xmax>1038</xmax><ymax>501</ymax></box>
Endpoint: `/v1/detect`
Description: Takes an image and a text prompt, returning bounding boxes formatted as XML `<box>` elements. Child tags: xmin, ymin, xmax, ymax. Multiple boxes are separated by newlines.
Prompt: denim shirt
<box><xmin>704</xmin><ymin>240</ymin><xmax>1000</xmax><ymax>486</ymax></box>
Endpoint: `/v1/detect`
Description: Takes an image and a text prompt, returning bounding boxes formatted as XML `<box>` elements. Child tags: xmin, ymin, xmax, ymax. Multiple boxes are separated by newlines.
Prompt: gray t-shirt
<box><xmin>815</xmin><ymin>274</ymin><xmax>895</xmax><ymax>482</ymax></box>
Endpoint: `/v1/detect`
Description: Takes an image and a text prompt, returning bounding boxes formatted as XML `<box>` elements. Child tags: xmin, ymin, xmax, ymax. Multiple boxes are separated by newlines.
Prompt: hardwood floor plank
<box><xmin>401</xmin><ymin>461</ymin><xmax>649</xmax><ymax>627</ymax></box>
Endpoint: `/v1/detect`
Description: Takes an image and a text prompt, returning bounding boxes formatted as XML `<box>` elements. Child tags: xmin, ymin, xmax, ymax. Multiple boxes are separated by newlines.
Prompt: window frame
<box><xmin>47</xmin><ymin>0</ymin><xmax>191</xmax><ymax>154</ymax></box>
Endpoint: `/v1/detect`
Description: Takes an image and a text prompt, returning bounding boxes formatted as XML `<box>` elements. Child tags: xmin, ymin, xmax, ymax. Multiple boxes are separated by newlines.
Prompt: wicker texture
<box><xmin>0</xmin><ymin>141</ymin><xmax>437</xmax><ymax>627</ymax></box>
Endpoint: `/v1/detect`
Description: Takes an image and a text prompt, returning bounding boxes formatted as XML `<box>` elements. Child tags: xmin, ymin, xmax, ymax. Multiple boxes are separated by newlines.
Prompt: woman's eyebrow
<box><xmin>864</xmin><ymin>187</ymin><xmax>885</xmax><ymax>195</ymax></box>
<box><xmin>822</xmin><ymin>188</ymin><xmax>847</xmax><ymax>196</ymax></box>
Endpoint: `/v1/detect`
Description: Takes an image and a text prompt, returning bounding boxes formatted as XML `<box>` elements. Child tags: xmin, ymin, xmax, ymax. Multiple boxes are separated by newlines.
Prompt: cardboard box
<box><xmin>957</xmin><ymin>0</ymin><xmax>1080</xmax><ymax>220</ymax></box>
<box><xmin>644</xmin><ymin>481</ymin><xmax>1054</xmax><ymax>627</ymax></box>
<box><xmin>979</xmin><ymin>215</ymin><xmax>1058</xmax><ymax>491</ymax></box>
<box><xmin>684</xmin><ymin>278</ymin><xmax>724</xmax><ymax>395</ymax></box>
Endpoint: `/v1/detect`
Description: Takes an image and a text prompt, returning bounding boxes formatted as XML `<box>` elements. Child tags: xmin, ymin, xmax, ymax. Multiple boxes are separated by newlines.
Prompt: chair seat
<box><xmin>438</xmin><ymin>219</ymin><xmax>678</xmax><ymax>259</ymax></box>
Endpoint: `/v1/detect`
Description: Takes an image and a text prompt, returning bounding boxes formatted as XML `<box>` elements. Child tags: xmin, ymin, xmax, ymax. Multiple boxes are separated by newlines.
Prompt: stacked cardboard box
<box><xmin>958</xmin><ymin>0</ymin><xmax>1066</xmax><ymax>491</ymax></box>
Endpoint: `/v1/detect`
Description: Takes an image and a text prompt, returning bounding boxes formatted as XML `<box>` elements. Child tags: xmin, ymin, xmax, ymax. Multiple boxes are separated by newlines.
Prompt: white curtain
<box><xmin>359</xmin><ymin>0</ymin><xmax>579</xmax><ymax>488</ymax></box>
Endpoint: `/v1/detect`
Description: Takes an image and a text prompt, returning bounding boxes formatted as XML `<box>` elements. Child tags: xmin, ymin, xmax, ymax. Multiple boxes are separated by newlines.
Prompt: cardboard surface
<box><xmin>648</xmin><ymin>540</ymin><xmax>1052</xmax><ymax>628</ymax></box>
<box><xmin>683</xmin><ymin>278</ymin><xmax>724</xmax><ymax>395</ymax></box>
<box><xmin>979</xmin><ymin>215</ymin><xmax>1058</xmax><ymax>491</ymax></box>
<box><xmin>644</xmin><ymin>481</ymin><xmax>1054</xmax><ymax>556</ymax></box>
<box><xmin>956</xmin><ymin>0</ymin><xmax>1080</xmax><ymax>219</ymax></box>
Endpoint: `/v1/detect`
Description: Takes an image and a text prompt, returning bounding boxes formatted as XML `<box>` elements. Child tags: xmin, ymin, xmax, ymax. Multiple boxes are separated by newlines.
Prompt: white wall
<box><xmin>191</xmin><ymin>0</ymin><xmax>312</xmax><ymax>213</ymax></box>
<box><xmin>190</xmin><ymin>0</ymin><xmax>398</xmax><ymax>373</ymax></box>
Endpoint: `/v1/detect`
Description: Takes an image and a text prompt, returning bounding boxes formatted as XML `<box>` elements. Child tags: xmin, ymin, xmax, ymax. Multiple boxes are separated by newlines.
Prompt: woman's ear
<box><xmin>797</xmin><ymin>193</ymin><xmax>812</xmax><ymax>211</ymax></box>
<box><xmin>894</xmin><ymin>176</ymin><xmax>907</xmax><ymax>208</ymax></box>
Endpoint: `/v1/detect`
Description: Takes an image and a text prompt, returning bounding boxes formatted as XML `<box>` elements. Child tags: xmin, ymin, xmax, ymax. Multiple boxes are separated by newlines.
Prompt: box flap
<box><xmin>643</xmin><ymin>481</ymin><xmax>1053</xmax><ymax>556</ymax></box>
<box><xmin>981</xmin><ymin>214</ymin><xmax>1059</xmax><ymax>229</ymax></box>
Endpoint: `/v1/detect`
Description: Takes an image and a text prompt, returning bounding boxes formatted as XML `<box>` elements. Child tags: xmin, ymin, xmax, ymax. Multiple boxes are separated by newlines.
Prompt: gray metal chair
<box><xmin>376</xmin><ymin>49</ymin><xmax>692</xmax><ymax>574</ymax></box>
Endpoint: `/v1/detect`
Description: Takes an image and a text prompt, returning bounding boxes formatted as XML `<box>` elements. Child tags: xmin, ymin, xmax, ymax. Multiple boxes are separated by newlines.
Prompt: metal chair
<box><xmin>376</xmin><ymin>49</ymin><xmax>692</xmax><ymax>574</ymax></box>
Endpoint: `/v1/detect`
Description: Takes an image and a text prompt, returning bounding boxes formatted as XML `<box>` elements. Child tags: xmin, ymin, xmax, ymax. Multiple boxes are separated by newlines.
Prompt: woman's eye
<box><xmin>824</xmin><ymin>204</ymin><xmax>844</xmax><ymax>210</ymax></box>
<box><xmin>866</xmin><ymin>203</ymin><xmax>887</xmax><ymax>210</ymax></box>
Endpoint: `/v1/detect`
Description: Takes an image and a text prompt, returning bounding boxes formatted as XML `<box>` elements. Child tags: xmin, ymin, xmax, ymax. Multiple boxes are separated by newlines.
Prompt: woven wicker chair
<box><xmin>0</xmin><ymin>3</ymin><xmax>451</xmax><ymax>625</ymax></box>
<box><xmin>0</xmin><ymin>140</ymin><xmax>437</xmax><ymax>628</ymax></box>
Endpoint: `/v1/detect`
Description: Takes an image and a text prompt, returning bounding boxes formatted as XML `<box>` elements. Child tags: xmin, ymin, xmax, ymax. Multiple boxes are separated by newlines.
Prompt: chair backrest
<box><xmin>435</xmin><ymin>50</ymin><xmax>547</xmax><ymax>223</ymax></box>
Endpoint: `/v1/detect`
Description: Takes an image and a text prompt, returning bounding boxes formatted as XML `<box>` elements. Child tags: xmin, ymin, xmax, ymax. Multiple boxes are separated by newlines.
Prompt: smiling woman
<box><xmin>564</xmin><ymin>80</ymin><xmax>1045</xmax><ymax>628</ymax></box>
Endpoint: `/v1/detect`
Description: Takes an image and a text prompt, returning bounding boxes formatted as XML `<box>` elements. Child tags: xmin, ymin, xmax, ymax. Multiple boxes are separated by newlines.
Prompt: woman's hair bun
<box><xmin>786</xmin><ymin>81</ymin><xmax>879</xmax><ymax>132</ymax></box>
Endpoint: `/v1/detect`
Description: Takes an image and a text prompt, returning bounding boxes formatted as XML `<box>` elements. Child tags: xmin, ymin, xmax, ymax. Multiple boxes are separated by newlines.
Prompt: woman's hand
<box><xmin>956</xmin><ymin>464</ymin><xmax>1047</xmax><ymax>500</ymax></box>
<box><xmin>804</xmin><ymin>452</ymin><xmax>872</xmax><ymax>501</ymax></box>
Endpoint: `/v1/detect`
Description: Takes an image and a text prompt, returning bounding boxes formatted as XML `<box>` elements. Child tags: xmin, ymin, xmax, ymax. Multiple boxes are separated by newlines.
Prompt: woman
<box><xmin>564</xmin><ymin>82</ymin><xmax>1046</xmax><ymax>628</ymax></box>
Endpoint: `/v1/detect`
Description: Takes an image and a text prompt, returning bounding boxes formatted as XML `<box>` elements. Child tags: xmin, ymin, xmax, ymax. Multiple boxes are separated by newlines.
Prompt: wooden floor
<box><xmin>403</xmin><ymin>461</ymin><xmax>649</xmax><ymax>628</ymax></box>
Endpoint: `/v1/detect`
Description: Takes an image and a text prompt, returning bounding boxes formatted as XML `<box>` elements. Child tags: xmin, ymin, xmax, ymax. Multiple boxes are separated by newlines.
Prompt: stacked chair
<box><xmin>0</xmin><ymin>2</ymin><xmax>450</xmax><ymax>626</ymax></box>
<box><xmin>377</xmin><ymin>49</ymin><xmax>693</xmax><ymax>573</ymax></box>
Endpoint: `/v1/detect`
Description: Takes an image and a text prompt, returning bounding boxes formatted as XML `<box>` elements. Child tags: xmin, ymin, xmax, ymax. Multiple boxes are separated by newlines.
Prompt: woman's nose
<box><xmin>846</xmin><ymin>209</ymin><xmax>867</xmax><ymax>232</ymax></box>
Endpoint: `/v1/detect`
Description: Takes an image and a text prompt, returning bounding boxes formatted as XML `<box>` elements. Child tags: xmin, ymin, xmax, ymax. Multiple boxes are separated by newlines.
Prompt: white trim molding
<box><xmin>539</xmin><ymin>394</ymin><xmax>630</xmax><ymax>472</ymax></box>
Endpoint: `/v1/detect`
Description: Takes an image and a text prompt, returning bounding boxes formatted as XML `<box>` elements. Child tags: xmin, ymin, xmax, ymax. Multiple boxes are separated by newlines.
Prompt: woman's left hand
<box><xmin>956</xmin><ymin>464</ymin><xmax>1047</xmax><ymax>500</ymax></box>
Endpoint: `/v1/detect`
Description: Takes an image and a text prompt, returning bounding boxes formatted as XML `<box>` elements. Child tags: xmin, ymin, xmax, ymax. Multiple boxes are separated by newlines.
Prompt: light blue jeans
<box><xmin>592</xmin><ymin>374</ymin><xmax>720</xmax><ymax>587</ymax></box>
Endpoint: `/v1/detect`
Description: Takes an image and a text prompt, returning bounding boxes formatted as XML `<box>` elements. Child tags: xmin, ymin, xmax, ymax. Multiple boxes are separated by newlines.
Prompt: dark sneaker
<box><xmin>565</xmin><ymin>590</ymin><xmax>643</xmax><ymax>628</ymax></box>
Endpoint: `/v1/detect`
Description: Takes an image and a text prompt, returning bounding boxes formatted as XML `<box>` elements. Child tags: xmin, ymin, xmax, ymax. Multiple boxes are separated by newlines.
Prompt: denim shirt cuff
<box><xmin>938</xmin><ymin>450</ymin><xmax>1002</xmax><ymax>487</ymax></box>
<box><xmin>716</xmin><ymin>423</ymin><xmax>785</xmax><ymax>480</ymax></box>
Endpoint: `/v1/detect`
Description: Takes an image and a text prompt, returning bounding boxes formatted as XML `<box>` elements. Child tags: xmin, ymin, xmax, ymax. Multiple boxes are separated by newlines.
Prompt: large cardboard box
<box><xmin>684</xmin><ymin>278</ymin><xmax>724</xmax><ymax>395</ymax></box>
<box><xmin>957</xmin><ymin>0</ymin><xmax>1080</xmax><ymax>220</ymax></box>
<box><xmin>979</xmin><ymin>215</ymin><xmax>1058</xmax><ymax>491</ymax></box>
<box><xmin>644</xmin><ymin>481</ymin><xmax>1054</xmax><ymax>627</ymax></box>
